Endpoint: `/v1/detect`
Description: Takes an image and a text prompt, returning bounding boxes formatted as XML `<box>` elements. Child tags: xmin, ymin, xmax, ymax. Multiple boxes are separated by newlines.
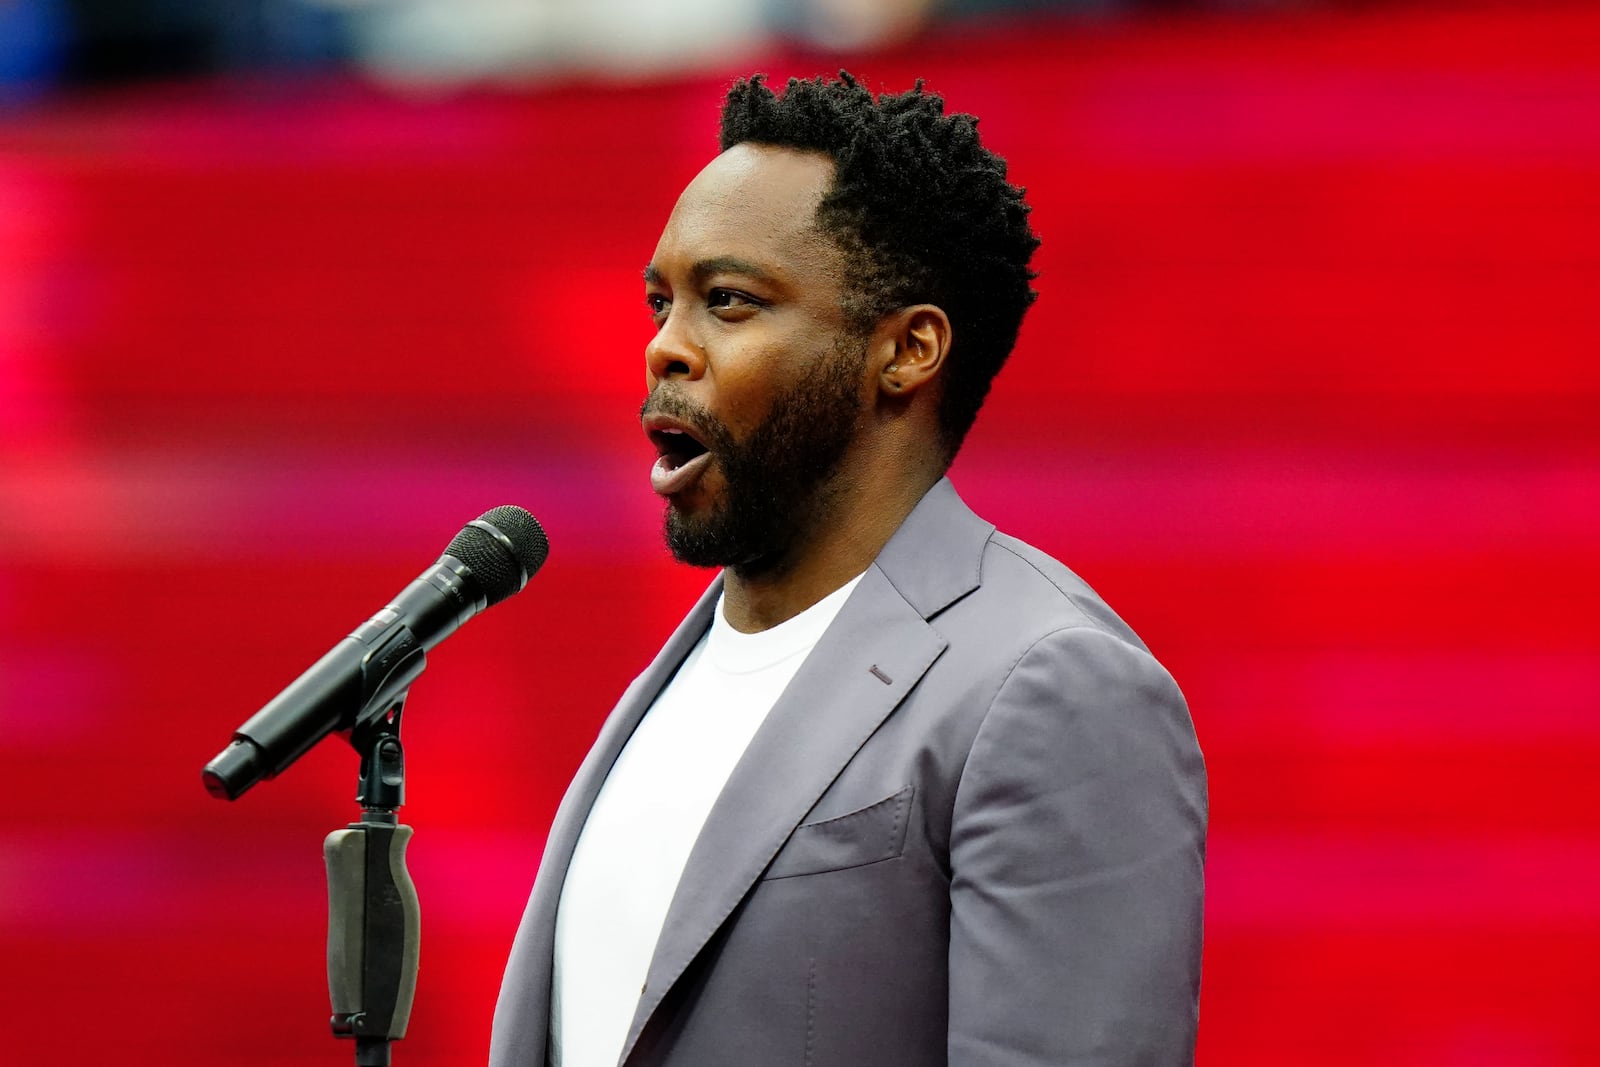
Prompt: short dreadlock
<box><xmin>719</xmin><ymin>71</ymin><xmax>1040</xmax><ymax>458</ymax></box>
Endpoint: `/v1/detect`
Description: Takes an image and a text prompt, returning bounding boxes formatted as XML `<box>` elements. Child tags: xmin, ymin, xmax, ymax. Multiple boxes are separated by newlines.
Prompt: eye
<box><xmin>708</xmin><ymin>288</ymin><xmax>759</xmax><ymax>313</ymax></box>
<box><xmin>645</xmin><ymin>292</ymin><xmax>670</xmax><ymax>320</ymax></box>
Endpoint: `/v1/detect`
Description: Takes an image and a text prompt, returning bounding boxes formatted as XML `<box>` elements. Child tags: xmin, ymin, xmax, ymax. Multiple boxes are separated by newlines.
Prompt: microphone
<box><xmin>202</xmin><ymin>505</ymin><xmax>549</xmax><ymax>801</ymax></box>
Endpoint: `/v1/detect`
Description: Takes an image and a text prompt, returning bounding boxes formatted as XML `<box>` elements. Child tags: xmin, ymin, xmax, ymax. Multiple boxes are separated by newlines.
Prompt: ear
<box><xmin>873</xmin><ymin>304</ymin><xmax>951</xmax><ymax>400</ymax></box>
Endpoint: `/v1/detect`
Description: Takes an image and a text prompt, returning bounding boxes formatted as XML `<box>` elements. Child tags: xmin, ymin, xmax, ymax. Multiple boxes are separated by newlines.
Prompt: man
<box><xmin>492</xmin><ymin>72</ymin><xmax>1206</xmax><ymax>1067</ymax></box>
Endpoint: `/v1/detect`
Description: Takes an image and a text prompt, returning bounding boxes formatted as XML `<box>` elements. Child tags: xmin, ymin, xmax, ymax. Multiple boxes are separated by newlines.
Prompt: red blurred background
<box><xmin>2</xmin><ymin>3</ymin><xmax>1597</xmax><ymax>1064</ymax></box>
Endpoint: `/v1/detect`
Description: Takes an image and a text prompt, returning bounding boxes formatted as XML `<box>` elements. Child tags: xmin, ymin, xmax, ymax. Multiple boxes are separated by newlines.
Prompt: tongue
<box><xmin>651</xmin><ymin>450</ymin><xmax>713</xmax><ymax>496</ymax></box>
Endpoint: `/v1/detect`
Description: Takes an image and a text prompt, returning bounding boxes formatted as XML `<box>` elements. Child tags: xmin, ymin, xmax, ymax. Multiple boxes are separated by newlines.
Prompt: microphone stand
<box><xmin>324</xmin><ymin>693</ymin><xmax>420</xmax><ymax>1066</ymax></box>
<box><xmin>202</xmin><ymin>506</ymin><xmax>548</xmax><ymax>1062</ymax></box>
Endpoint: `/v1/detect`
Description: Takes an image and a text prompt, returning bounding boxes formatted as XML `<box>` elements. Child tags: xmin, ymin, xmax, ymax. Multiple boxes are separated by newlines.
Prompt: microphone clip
<box><xmin>348</xmin><ymin>636</ymin><xmax>416</xmax><ymax>814</ymax></box>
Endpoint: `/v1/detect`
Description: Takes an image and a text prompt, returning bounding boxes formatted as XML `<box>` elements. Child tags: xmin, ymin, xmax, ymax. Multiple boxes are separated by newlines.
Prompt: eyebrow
<box><xmin>642</xmin><ymin>257</ymin><xmax>780</xmax><ymax>288</ymax></box>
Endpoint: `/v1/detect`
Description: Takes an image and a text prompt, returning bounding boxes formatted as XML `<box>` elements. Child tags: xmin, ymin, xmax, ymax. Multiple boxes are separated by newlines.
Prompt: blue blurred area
<box><xmin>0</xmin><ymin>0</ymin><xmax>66</xmax><ymax>103</ymax></box>
<box><xmin>40</xmin><ymin>0</ymin><xmax>349</xmax><ymax>89</ymax></box>
<box><xmin>2</xmin><ymin>0</ymin><xmax>1313</xmax><ymax>101</ymax></box>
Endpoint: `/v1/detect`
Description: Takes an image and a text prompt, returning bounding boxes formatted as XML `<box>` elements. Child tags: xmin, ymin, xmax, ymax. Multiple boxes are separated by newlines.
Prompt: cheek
<box><xmin>709</xmin><ymin>343</ymin><xmax>789</xmax><ymax>434</ymax></box>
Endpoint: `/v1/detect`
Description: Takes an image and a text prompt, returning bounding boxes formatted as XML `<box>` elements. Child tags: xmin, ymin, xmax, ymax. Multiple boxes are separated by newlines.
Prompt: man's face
<box><xmin>640</xmin><ymin>144</ymin><xmax>867</xmax><ymax>575</ymax></box>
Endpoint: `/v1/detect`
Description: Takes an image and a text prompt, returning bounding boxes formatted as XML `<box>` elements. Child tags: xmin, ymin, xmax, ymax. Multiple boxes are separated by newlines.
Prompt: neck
<box><xmin>719</xmin><ymin>462</ymin><xmax>941</xmax><ymax>633</ymax></box>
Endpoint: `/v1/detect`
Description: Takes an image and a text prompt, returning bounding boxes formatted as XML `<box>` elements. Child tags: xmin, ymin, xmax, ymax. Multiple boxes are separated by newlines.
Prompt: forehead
<box><xmin>651</xmin><ymin>144</ymin><xmax>839</xmax><ymax>280</ymax></box>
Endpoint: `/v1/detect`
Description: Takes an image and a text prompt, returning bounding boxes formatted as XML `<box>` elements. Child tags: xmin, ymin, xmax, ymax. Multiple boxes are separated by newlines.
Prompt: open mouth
<box><xmin>651</xmin><ymin>426</ymin><xmax>709</xmax><ymax>471</ymax></box>
<box><xmin>645</xmin><ymin>420</ymin><xmax>715</xmax><ymax>496</ymax></box>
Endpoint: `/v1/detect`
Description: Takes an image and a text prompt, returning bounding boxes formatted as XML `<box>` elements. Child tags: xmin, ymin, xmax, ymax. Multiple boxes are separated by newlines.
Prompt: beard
<box><xmin>642</xmin><ymin>337</ymin><xmax>866</xmax><ymax>578</ymax></box>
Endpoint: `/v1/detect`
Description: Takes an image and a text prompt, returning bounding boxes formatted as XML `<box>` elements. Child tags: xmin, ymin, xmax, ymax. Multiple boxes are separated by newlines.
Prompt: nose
<box><xmin>645</xmin><ymin>309</ymin><xmax>706</xmax><ymax>386</ymax></box>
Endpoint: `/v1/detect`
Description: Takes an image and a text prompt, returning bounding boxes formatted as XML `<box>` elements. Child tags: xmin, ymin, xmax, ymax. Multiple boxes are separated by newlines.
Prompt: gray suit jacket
<box><xmin>491</xmin><ymin>479</ymin><xmax>1206</xmax><ymax>1066</ymax></box>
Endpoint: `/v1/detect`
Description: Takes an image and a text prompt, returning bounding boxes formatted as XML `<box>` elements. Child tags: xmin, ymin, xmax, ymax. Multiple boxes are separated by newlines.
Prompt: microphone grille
<box><xmin>444</xmin><ymin>505</ymin><xmax>550</xmax><ymax>606</ymax></box>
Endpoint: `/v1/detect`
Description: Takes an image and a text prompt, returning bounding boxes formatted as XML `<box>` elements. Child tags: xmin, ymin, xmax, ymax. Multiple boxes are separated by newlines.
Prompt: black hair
<box><xmin>719</xmin><ymin>71</ymin><xmax>1040</xmax><ymax>457</ymax></box>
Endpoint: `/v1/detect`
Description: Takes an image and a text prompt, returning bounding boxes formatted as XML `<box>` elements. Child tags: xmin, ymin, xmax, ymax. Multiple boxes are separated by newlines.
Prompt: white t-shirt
<box><xmin>549</xmin><ymin>574</ymin><xmax>864</xmax><ymax>1067</ymax></box>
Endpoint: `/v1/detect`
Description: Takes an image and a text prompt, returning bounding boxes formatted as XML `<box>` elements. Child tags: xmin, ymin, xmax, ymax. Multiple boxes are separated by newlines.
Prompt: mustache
<box><xmin>640</xmin><ymin>389</ymin><xmax>726</xmax><ymax>447</ymax></box>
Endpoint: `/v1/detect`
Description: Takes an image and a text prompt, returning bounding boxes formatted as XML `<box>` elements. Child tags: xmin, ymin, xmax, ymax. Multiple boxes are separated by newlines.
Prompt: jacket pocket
<box><xmin>763</xmin><ymin>785</ymin><xmax>914</xmax><ymax>880</ymax></box>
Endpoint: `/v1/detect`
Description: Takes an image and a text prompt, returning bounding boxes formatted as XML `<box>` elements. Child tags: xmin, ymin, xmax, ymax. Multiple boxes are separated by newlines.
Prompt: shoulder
<box><xmin>940</xmin><ymin>525</ymin><xmax>1156</xmax><ymax>666</ymax></box>
<box><xmin>877</xmin><ymin>479</ymin><xmax>1153</xmax><ymax>655</ymax></box>
<box><xmin>892</xmin><ymin>517</ymin><xmax>1193</xmax><ymax>781</ymax></box>
<box><xmin>873</xmin><ymin>479</ymin><xmax>1179</xmax><ymax>712</ymax></box>
<box><xmin>946</xmin><ymin>528</ymin><xmax>1204</xmax><ymax>837</ymax></box>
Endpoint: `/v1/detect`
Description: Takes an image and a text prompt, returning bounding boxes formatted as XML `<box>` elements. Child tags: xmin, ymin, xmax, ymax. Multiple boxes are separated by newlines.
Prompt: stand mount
<box><xmin>324</xmin><ymin>694</ymin><xmax>420</xmax><ymax>1067</ymax></box>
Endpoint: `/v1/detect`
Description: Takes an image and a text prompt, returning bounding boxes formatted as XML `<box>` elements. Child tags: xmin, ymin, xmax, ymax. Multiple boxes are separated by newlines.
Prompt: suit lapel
<box><xmin>617</xmin><ymin>480</ymin><xmax>992</xmax><ymax>1065</ymax></box>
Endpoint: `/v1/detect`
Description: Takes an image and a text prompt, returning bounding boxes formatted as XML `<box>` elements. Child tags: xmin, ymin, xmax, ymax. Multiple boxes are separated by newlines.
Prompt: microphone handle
<box><xmin>203</xmin><ymin>555</ymin><xmax>486</xmax><ymax>800</ymax></box>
